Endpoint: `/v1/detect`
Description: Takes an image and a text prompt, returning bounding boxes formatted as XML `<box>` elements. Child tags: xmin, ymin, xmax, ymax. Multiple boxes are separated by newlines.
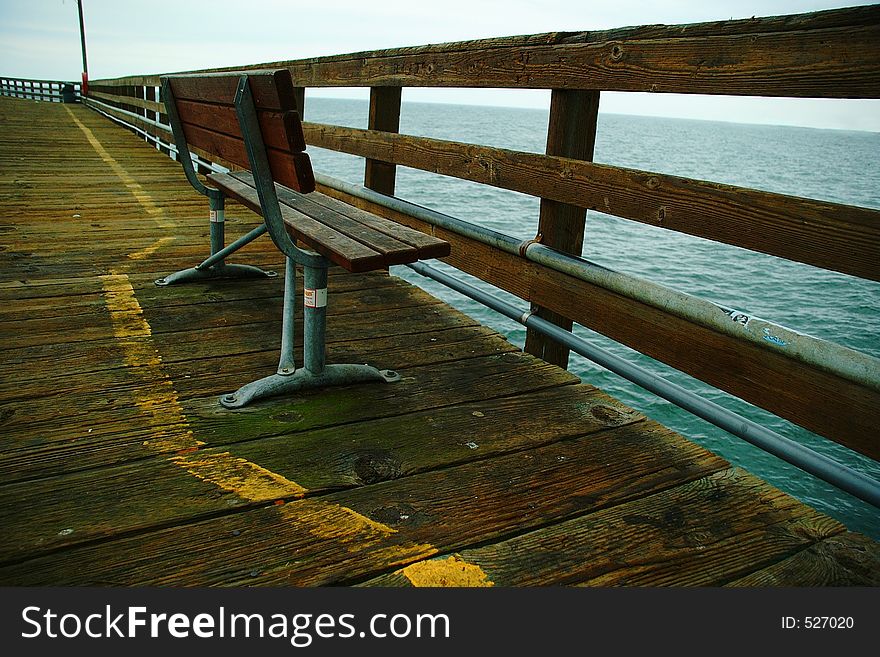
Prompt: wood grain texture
<box><xmin>281</xmin><ymin>25</ymin><xmax>880</xmax><ymax>97</ymax></box>
<box><xmin>0</xmin><ymin>385</ymin><xmax>640</xmax><ymax>563</ymax></box>
<box><xmin>304</xmin><ymin>123</ymin><xmax>880</xmax><ymax>280</ymax></box>
<box><xmin>175</xmin><ymin>99</ymin><xmax>307</xmax><ymax>152</ymax></box>
<box><xmin>364</xmin><ymin>87</ymin><xmax>402</xmax><ymax>195</ymax></box>
<box><xmin>165</xmin><ymin>70</ymin><xmax>314</xmax><ymax>191</ymax></box>
<box><xmin>167</xmin><ymin>70</ymin><xmax>298</xmax><ymax>110</ymax></box>
<box><xmin>0</xmin><ymin>421</ymin><xmax>727</xmax><ymax>584</ymax></box>
<box><xmin>92</xmin><ymin>7</ymin><xmax>880</xmax><ymax>97</ymax></box>
<box><xmin>317</xmin><ymin>182</ymin><xmax>880</xmax><ymax>456</ymax></box>
<box><xmin>180</xmin><ymin>123</ymin><xmax>314</xmax><ymax>192</ymax></box>
<box><xmin>88</xmin><ymin>89</ymin><xmax>163</xmax><ymax>113</ymax></box>
<box><xmin>365</xmin><ymin>469</ymin><xmax>848</xmax><ymax>586</ymax></box>
<box><xmin>725</xmin><ymin>532</ymin><xmax>880</xmax><ymax>586</ymax></box>
<box><xmin>209</xmin><ymin>172</ymin><xmax>448</xmax><ymax>270</ymax></box>
<box><xmin>525</xmin><ymin>88</ymin><xmax>600</xmax><ymax>368</ymax></box>
<box><xmin>208</xmin><ymin>173</ymin><xmax>386</xmax><ymax>270</ymax></box>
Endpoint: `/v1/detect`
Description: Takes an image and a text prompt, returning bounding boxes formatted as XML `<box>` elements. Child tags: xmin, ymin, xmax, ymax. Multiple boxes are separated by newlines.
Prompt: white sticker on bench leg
<box><xmin>209</xmin><ymin>209</ymin><xmax>224</xmax><ymax>223</ymax></box>
<box><xmin>305</xmin><ymin>288</ymin><xmax>328</xmax><ymax>308</ymax></box>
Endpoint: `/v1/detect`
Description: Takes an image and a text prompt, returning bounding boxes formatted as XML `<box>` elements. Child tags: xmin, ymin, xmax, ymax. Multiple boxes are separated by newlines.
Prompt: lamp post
<box><xmin>77</xmin><ymin>0</ymin><xmax>88</xmax><ymax>95</ymax></box>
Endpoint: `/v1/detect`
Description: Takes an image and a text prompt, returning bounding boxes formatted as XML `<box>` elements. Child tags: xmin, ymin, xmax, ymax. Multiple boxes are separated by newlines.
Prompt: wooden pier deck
<box><xmin>0</xmin><ymin>96</ymin><xmax>877</xmax><ymax>587</ymax></box>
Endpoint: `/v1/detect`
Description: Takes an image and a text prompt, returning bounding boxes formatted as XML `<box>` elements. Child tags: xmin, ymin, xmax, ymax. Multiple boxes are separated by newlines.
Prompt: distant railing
<box><xmin>0</xmin><ymin>77</ymin><xmax>81</xmax><ymax>103</ymax></box>
<box><xmin>81</xmin><ymin>5</ymin><xmax>880</xmax><ymax>463</ymax></box>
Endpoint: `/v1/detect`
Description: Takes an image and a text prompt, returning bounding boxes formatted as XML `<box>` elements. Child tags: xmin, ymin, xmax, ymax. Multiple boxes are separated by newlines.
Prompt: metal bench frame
<box><xmin>159</xmin><ymin>74</ymin><xmax>400</xmax><ymax>409</ymax></box>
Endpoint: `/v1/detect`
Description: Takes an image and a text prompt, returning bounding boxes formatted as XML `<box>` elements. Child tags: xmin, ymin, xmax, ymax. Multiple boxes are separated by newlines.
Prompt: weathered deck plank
<box><xmin>363</xmin><ymin>469</ymin><xmax>844</xmax><ymax>587</ymax></box>
<box><xmin>0</xmin><ymin>96</ymin><xmax>876</xmax><ymax>586</ymax></box>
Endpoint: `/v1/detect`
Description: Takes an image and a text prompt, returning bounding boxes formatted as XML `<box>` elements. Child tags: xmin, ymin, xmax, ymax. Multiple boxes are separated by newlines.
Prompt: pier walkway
<box><xmin>0</xmin><ymin>96</ymin><xmax>877</xmax><ymax>586</ymax></box>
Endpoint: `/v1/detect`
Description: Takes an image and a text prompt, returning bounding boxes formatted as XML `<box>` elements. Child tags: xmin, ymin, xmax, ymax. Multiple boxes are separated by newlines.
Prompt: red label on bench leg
<box><xmin>304</xmin><ymin>288</ymin><xmax>328</xmax><ymax>308</ymax></box>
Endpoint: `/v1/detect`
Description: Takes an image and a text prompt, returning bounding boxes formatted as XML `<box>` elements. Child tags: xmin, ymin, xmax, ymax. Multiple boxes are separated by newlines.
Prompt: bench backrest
<box><xmin>164</xmin><ymin>70</ymin><xmax>315</xmax><ymax>193</ymax></box>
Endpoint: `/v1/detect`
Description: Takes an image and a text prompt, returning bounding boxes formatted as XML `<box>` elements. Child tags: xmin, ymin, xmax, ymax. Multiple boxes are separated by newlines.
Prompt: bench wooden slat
<box><xmin>168</xmin><ymin>71</ymin><xmax>298</xmax><ymax>111</ymax></box>
<box><xmin>175</xmin><ymin>98</ymin><xmax>307</xmax><ymax>152</ymax></box>
<box><xmin>271</xmin><ymin>186</ymin><xmax>421</xmax><ymax>265</ymax></box>
<box><xmin>304</xmin><ymin>189</ymin><xmax>452</xmax><ymax>260</ymax></box>
<box><xmin>209</xmin><ymin>173</ymin><xmax>387</xmax><ymax>272</ymax></box>
<box><xmin>231</xmin><ymin>172</ymin><xmax>448</xmax><ymax>263</ymax></box>
<box><xmin>182</xmin><ymin>122</ymin><xmax>314</xmax><ymax>192</ymax></box>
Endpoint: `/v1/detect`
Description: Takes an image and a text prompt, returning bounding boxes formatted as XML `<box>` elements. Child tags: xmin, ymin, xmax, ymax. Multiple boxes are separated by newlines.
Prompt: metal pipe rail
<box><xmin>407</xmin><ymin>260</ymin><xmax>880</xmax><ymax>509</ymax></box>
<box><xmin>314</xmin><ymin>172</ymin><xmax>880</xmax><ymax>392</ymax></box>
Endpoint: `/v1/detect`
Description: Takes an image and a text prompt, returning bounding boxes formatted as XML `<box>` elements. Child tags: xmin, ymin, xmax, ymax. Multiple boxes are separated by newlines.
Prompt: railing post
<box><xmin>145</xmin><ymin>85</ymin><xmax>157</xmax><ymax>149</ymax></box>
<box><xmin>139</xmin><ymin>85</ymin><xmax>148</xmax><ymax>144</ymax></box>
<box><xmin>364</xmin><ymin>87</ymin><xmax>402</xmax><ymax>196</ymax></box>
<box><xmin>292</xmin><ymin>86</ymin><xmax>305</xmax><ymax>120</ymax></box>
<box><xmin>156</xmin><ymin>85</ymin><xmax>170</xmax><ymax>156</ymax></box>
<box><xmin>524</xmin><ymin>88</ymin><xmax>600</xmax><ymax>369</ymax></box>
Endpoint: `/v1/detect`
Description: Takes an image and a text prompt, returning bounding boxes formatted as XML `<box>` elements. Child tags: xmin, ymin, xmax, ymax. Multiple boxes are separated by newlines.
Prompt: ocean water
<box><xmin>302</xmin><ymin>97</ymin><xmax>880</xmax><ymax>539</ymax></box>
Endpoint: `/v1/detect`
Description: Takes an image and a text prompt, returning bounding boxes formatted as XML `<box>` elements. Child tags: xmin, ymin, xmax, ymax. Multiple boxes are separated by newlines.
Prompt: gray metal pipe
<box><xmin>407</xmin><ymin>260</ymin><xmax>880</xmax><ymax>509</ymax></box>
<box><xmin>196</xmin><ymin>224</ymin><xmax>267</xmax><ymax>271</ymax></box>
<box><xmin>315</xmin><ymin>172</ymin><xmax>880</xmax><ymax>392</ymax></box>
<box><xmin>85</xmin><ymin>96</ymin><xmax>168</xmax><ymax>132</ymax></box>
<box><xmin>278</xmin><ymin>257</ymin><xmax>297</xmax><ymax>375</ymax></box>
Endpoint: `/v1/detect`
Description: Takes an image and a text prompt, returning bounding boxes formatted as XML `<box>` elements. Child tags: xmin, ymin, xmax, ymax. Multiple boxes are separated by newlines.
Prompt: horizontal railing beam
<box><xmin>90</xmin><ymin>6</ymin><xmax>880</xmax><ymax>96</ymax></box>
<box><xmin>302</xmin><ymin>122</ymin><xmax>880</xmax><ymax>281</ymax></box>
<box><xmin>315</xmin><ymin>178</ymin><xmax>880</xmax><ymax>459</ymax></box>
<box><xmin>281</xmin><ymin>25</ymin><xmax>880</xmax><ymax>98</ymax></box>
<box><xmin>88</xmin><ymin>89</ymin><xmax>163</xmax><ymax>113</ymax></box>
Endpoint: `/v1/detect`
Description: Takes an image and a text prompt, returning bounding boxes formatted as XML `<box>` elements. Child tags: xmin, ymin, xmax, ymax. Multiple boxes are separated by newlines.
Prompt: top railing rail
<box><xmin>92</xmin><ymin>5</ymin><xmax>880</xmax><ymax>97</ymax></box>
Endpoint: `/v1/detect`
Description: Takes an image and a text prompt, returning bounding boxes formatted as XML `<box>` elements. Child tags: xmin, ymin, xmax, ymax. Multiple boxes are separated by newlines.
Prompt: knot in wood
<box><xmin>351</xmin><ymin>449</ymin><xmax>401</xmax><ymax>485</ymax></box>
<box><xmin>610</xmin><ymin>44</ymin><xmax>624</xmax><ymax>62</ymax></box>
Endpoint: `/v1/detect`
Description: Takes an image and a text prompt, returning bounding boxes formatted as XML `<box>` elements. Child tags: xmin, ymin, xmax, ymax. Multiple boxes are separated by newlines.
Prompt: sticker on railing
<box><xmin>209</xmin><ymin>210</ymin><xmax>224</xmax><ymax>223</ymax></box>
<box><xmin>719</xmin><ymin>306</ymin><xmax>750</xmax><ymax>326</ymax></box>
<box><xmin>762</xmin><ymin>327</ymin><xmax>789</xmax><ymax>347</ymax></box>
<box><xmin>305</xmin><ymin>288</ymin><xmax>327</xmax><ymax>308</ymax></box>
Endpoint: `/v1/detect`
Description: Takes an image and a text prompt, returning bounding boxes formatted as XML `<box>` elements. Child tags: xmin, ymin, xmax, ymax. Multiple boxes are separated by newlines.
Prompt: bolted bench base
<box><xmin>220</xmin><ymin>364</ymin><xmax>401</xmax><ymax>409</ymax></box>
<box><xmin>155</xmin><ymin>263</ymin><xmax>276</xmax><ymax>287</ymax></box>
<box><xmin>154</xmin><ymin>199</ymin><xmax>277</xmax><ymax>287</ymax></box>
<box><xmin>219</xmin><ymin>256</ymin><xmax>401</xmax><ymax>409</ymax></box>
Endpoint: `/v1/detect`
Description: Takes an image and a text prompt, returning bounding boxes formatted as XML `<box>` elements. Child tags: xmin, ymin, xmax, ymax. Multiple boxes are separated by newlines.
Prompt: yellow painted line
<box><xmin>64</xmin><ymin>105</ymin><xmax>177</xmax><ymax>231</ymax></box>
<box><xmin>81</xmin><ymin>111</ymin><xmax>475</xmax><ymax>583</ymax></box>
<box><xmin>399</xmin><ymin>555</ymin><xmax>494</xmax><ymax>587</ymax></box>
<box><xmin>97</xmin><ymin>272</ymin><xmax>438</xmax><ymax>565</ymax></box>
<box><xmin>174</xmin><ymin>451</ymin><xmax>307</xmax><ymax>499</ymax></box>
<box><xmin>129</xmin><ymin>236</ymin><xmax>176</xmax><ymax>260</ymax></box>
<box><xmin>100</xmin><ymin>272</ymin><xmax>304</xmax><ymax>498</ymax></box>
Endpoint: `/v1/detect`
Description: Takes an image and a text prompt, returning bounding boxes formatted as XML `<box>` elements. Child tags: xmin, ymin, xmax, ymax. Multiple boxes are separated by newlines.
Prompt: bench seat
<box><xmin>209</xmin><ymin>171</ymin><xmax>450</xmax><ymax>272</ymax></box>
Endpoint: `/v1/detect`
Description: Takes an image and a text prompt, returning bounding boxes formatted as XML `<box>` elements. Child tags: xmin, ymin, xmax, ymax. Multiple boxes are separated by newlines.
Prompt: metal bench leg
<box><xmin>155</xmin><ymin>195</ymin><xmax>277</xmax><ymax>286</ymax></box>
<box><xmin>219</xmin><ymin>259</ymin><xmax>401</xmax><ymax>409</ymax></box>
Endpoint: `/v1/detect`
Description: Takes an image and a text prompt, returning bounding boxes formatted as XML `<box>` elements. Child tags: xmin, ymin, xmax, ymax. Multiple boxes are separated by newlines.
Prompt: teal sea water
<box><xmin>303</xmin><ymin>97</ymin><xmax>880</xmax><ymax>539</ymax></box>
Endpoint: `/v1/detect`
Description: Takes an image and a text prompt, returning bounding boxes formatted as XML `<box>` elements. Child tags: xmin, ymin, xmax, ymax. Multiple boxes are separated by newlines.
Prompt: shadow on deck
<box><xmin>0</xmin><ymin>97</ymin><xmax>877</xmax><ymax>586</ymax></box>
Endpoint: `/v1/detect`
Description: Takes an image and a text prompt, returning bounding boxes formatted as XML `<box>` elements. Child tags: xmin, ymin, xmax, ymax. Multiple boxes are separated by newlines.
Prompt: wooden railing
<box><xmin>82</xmin><ymin>5</ymin><xmax>880</xmax><ymax>458</ymax></box>
<box><xmin>0</xmin><ymin>77</ymin><xmax>80</xmax><ymax>103</ymax></box>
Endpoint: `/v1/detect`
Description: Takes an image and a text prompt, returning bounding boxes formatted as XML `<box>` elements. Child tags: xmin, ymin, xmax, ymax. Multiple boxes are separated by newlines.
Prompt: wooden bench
<box><xmin>157</xmin><ymin>69</ymin><xmax>450</xmax><ymax>408</ymax></box>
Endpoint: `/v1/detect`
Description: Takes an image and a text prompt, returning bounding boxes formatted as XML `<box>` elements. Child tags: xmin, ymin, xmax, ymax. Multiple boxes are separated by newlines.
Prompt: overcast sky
<box><xmin>1</xmin><ymin>0</ymin><xmax>878</xmax><ymax>131</ymax></box>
